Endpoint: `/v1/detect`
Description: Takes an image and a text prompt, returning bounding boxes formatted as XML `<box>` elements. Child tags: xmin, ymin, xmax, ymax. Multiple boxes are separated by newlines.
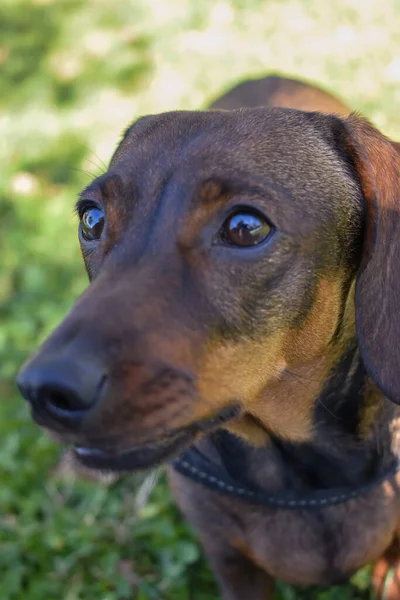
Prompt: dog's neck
<box><xmin>211</xmin><ymin>345</ymin><xmax>398</xmax><ymax>495</ymax></box>
<box><xmin>221</xmin><ymin>290</ymin><xmax>399</xmax><ymax>492</ymax></box>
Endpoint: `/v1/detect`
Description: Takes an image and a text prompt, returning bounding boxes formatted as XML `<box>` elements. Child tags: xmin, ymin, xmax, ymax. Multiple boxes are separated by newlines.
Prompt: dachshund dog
<box><xmin>17</xmin><ymin>75</ymin><xmax>400</xmax><ymax>599</ymax></box>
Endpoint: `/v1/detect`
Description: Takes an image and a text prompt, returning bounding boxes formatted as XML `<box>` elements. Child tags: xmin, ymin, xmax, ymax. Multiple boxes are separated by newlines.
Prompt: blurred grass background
<box><xmin>1</xmin><ymin>0</ymin><xmax>400</xmax><ymax>598</ymax></box>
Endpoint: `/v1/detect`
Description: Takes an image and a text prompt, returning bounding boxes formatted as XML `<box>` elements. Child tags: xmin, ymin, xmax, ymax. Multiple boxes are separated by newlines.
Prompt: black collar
<box><xmin>172</xmin><ymin>430</ymin><xmax>400</xmax><ymax>510</ymax></box>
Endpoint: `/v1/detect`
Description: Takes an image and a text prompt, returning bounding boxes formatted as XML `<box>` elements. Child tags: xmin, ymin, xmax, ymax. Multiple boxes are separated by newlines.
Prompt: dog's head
<box><xmin>17</xmin><ymin>108</ymin><xmax>400</xmax><ymax>470</ymax></box>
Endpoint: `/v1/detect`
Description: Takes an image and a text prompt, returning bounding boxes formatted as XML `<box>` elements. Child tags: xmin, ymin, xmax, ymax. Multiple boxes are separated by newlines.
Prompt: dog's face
<box><xmin>17</xmin><ymin>108</ymin><xmax>400</xmax><ymax>470</ymax></box>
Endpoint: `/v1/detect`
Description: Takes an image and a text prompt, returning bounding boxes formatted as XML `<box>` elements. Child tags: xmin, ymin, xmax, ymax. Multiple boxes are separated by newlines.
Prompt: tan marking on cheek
<box><xmin>284</xmin><ymin>278</ymin><xmax>343</xmax><ymax>365</ymax></box>
<box><xmin>192</xmin><ymin>278</ymin><xmax>348</xmax><ymax>443</ymax></box>
<box><xmin>251</xmin><ymin>278</ymin><xmax>349</xmax><ymax>441</ymax></box>
<box><xmin>247</xmin><ymin>357</ymin><xmax>330</xmax><ymax>441</ymax></box>
<box><xmin>193</xmin><ymin>333</ymin><xmax>286</xmax><ymax>421</ymax></box>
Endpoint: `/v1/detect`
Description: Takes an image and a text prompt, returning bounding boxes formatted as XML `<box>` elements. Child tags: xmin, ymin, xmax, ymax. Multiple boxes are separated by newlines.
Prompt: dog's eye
<box><xmin>81</xmin><ymin>207</ymin><xmax>105</xmax><ymax>241</ymax></box>
<box><xmin>219</xmin><ymin>211</ymin><xmax>271</xmax><ymax>247</ymax></box>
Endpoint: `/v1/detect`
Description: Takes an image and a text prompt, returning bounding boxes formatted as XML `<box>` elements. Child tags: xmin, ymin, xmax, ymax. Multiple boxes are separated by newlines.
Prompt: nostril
<box><xmin>39</xmin><ymin>384</ymin><xmax>91</xmax><ymax>420</ymax></box>
<box><xmin>43</xmin><ymin>387</ymin><xmax>81</xmax><ymax>413</ymax></box>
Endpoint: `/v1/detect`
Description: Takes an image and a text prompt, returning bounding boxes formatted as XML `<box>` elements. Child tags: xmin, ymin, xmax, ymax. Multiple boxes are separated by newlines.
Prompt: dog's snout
<box><xmin>17</xmin><ymin>357</ymin><xmax>105</xmax><ymax>426</ymax></box>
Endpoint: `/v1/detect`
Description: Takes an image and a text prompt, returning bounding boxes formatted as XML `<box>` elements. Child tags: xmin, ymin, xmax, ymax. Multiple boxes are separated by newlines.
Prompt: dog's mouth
<box><xmin>73</xmin><ymin>404</ymin><xmax>241</xmax><ymax>471</ymax></box>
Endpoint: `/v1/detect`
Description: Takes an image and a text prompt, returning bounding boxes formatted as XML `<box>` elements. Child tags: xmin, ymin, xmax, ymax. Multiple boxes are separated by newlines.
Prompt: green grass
<box><xmin>2</xmin><ymin>0</ymin><xmax>400</xmax><ymax>597</ymax></box>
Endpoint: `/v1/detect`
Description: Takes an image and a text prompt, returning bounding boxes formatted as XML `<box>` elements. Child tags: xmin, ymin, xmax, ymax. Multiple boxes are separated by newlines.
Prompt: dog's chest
<box><xmin>169</xmin><ymin>467</ymin><xmax>400</xmax><ymax>587</ymax></box>
<box><xmin>232</xmin><ymin>480</ymin><xmax>400</xmax><ymax>585</ymax></box>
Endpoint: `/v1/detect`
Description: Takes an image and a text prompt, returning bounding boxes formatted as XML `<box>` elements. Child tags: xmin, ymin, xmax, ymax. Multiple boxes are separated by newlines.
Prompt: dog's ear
<box><xmin>340</xmin><ymin>114</ymin><xmax>400</xmax><ymax>403</ymax></box>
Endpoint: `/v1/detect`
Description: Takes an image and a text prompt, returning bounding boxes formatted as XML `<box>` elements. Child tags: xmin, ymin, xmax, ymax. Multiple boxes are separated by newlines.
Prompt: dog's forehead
<box><xmin>109</xmin><ymin>108</ymin><xmax>354</xmax><ymax>199</ymax></box>
<box><xmin>113</xmin><ymin>109</ymin><xmax>334</xmax><ymax>165</ymax></box>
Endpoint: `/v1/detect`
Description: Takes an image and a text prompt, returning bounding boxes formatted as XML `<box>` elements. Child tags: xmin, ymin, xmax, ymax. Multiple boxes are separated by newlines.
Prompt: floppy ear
<box><xmin>341</xmin><ymin>114</ymin><xmax>400</xmax><ymax>403</ymax></box>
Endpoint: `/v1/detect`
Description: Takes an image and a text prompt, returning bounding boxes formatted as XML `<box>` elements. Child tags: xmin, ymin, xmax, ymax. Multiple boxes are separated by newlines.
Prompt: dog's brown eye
<box><xmin>81</xmin><ymin>207</ymin><xmax>105</xmax><ymax>241</ymax></box>
<box><xmin>220</xmin><ymin>211</ymin><xmax>271</xmax><ymax>247</ymax></box>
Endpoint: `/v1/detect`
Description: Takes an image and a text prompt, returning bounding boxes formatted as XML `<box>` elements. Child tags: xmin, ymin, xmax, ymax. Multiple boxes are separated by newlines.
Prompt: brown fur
<box><xmin>209</xmin><ymin>74</ymin><xmax>351</xmax><ymax>116</ymax></box>
<box><xmin>17</xmin><ymin>75</ymin><xmax>400</xmax><ymax>598</ymax></box>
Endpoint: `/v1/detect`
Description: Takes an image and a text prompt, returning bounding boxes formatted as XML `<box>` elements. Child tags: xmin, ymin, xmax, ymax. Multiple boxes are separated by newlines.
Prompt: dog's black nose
<box><xmin>17</xmin><ymin>357</ymin><xmax>105</xmax><ymax>426</ymax></box>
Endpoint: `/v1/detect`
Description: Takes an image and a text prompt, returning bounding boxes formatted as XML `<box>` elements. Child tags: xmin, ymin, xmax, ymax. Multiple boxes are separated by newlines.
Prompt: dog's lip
<box><xmin>74</xmin><ymin>428</ymin><xmax>192</xmax><ymax>471</ymax></box>
<box><xmin>73</xmin><ymin>403</ymin><xmax>240</xmax><ymax>472</ymax></box>
<box><xmin>75</xmin><ymin>426</ymin><xmax>189</xmax><ymax>460</ymax></box>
